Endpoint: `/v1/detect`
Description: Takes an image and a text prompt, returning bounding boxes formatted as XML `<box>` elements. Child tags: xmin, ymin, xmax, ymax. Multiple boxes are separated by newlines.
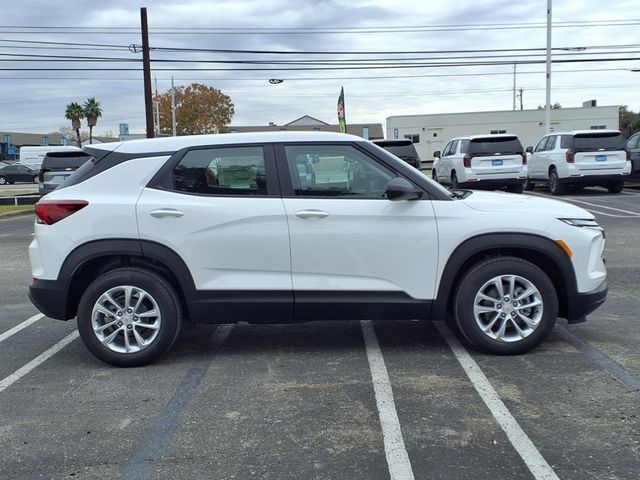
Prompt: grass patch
<box><xmin>0</xmin><ymin>204</ymin><xmax>34</xmax><ymax>215</ymax></box>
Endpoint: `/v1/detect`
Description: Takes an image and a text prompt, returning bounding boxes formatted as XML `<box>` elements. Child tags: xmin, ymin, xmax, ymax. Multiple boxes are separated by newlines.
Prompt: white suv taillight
<box><xmin>463</xmin><ymin>154</ymin><xmax>473</xmax><ymax>168</ymax></box>
<box><xmin>35</xmin><ymin>200</ymin><xmax>88</xmax><ymax>225</ymax></box>
<box><xmin>565</xmin><ymin>149</ymin><xmax>575</xmax><ymax>163</ymax></box>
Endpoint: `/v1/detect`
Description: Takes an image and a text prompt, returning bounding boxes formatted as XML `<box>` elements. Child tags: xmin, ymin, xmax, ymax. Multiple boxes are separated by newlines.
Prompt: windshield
<box><xmin>468</xmin><ymin>137</ymin><xmax>523</xmax><ymax>156</ymax></box>
<box><xmin>572</xmin><ymin>132</ymin><xmax>626</xmax><ymax>152</ymax></box>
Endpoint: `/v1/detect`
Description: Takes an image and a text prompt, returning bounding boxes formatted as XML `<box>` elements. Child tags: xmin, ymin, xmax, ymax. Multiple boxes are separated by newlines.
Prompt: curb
<box><xmin>0</xmin><ymin>209</ymin><xmax>34</xmax><ymax>220</ymax></box>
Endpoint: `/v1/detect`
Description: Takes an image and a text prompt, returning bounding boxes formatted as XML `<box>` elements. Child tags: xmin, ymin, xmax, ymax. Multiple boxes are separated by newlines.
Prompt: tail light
<box><xmin>565</xmin><ymin>149</ymin><xmax>575</xmax><ymax>163</ymax></box>
<box><xmin>463</xmin><ymin>154</ymin><xmax>473</xmax><ymax>168</ymax></box>
<box><xmin>35</xmin><ymin>200</ymin><xmax>88</xmax><ymax>225</ymax></box>
<box><xmin>521</xmin><ymin>153</ymin><xmax>527</xmax><ymax>165</ymax></box>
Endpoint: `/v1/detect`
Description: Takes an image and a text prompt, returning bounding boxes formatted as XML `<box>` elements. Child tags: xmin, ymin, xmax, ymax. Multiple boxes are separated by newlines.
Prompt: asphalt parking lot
<box><xmin>1</xmin><ymin>186</ymin><xmax>639</xmax><ymax>480</ymax></box>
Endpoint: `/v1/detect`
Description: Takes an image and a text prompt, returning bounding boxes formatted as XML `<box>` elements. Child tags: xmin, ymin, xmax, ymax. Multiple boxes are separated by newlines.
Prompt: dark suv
<box><xmin>38</xmin><ymin>151</ymin><xmax>91</xmax><ymax>196</ymax></box>
<box><xmin>373</xmin><ymin>140</ymin><xmax>421</xmax><ymax>169</ymax></box>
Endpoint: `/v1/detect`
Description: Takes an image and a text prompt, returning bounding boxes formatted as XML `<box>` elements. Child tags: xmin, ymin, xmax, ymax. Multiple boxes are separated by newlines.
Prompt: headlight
<box><xmin>558</xmin><ymin>218</ymin><xmax>605</xmax><ymax>237</ymax></box>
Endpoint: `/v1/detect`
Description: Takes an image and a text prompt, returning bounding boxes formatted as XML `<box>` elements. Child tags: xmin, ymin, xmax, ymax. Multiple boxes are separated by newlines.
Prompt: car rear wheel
<box><xmin>453</xmin><ymin>256</ymin><xmax>558</xmax><ymax>355</ymax></box>
<box><xmin>507</xmin><ymin>184</ymin><xmax>524</xmax><ymax>194</ymax></box>
<box><xmin>77</xmin><ymin>268</ymin><xmax>182</xmax><ymax>367</ymax></box>
<box><xmin>32</xmin><ymin>175</ymin><xmax>39</xmax><ymax>184</ymax></box>
<box><xmin>548</xmin><ymin>168</ymin><xmax>565</xmax><ymax>195</ymax></box>
<box><xmin>0</xmin><ymin>176</ymin><xmax>6</xmax><ymax>185</ymax></box>
<box><xmin>523</xmin><ymin>178</ymin><xmax>535</xmax><ymax>191</ymax></box>
<box><xmin>606</xmin><ymin>181</ymin><xmax>624</xmax><ymax>194</ymax></box>
<box><xmin>451</xmin><ymin>172</ymin><xmax>459</xmax><ymax>190</ymax></box>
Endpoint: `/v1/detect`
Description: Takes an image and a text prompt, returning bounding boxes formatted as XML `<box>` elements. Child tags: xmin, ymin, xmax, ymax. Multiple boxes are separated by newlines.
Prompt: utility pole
<box><xmin>154</xmin><ymin>76</ymin><xmax>160</xmax><ymax>135</ymax></box>
<box><xmin>545</xmin><ymin>0</ymin><xmax>552</xmax><ymax>134</ymax></box>
<box><xmin>140</xmin><ymin>7</ymin><xmax>154</xmax><ymax>138</ymax></box>
<box><xmin>518</xmin><ymin>88</ymin><xmax>524</xmax><ymax>110</ymax></box>
<box><xmin>171</xmin><ymin>75</ymin><xmax>177</xmax><ymax>136</ymax></box>
<box><xmin>512</xmin><ymin>64</ymin><xmax>517</xmax><ymax>111</ymax></box>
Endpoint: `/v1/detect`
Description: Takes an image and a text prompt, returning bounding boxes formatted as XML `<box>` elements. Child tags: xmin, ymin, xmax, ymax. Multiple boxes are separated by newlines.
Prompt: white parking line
<box><xmin>435</xmin><ymin>323</ymin><xmax>560</xmax><ymax>480</ymax></box>
<box><xmin>0</xmin><ymin>313</ymin><xmax>44</xmax><ymax>344</ymax></box>
<box><xmin>0</xmin><ymin>330</ymin><xmax>79</xmax><ymax>394</ymax></box>
<box><xmin>361</xmin><ymin>320</ymin><xmax>415</xmax><ymax>480</ymax></box>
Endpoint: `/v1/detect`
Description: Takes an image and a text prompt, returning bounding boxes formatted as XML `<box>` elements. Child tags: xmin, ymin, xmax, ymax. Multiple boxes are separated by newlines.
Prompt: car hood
<box><xmin>461</xmin><ymin>190</ymin><xmax>593</xmax><ymax>218</ymax></box>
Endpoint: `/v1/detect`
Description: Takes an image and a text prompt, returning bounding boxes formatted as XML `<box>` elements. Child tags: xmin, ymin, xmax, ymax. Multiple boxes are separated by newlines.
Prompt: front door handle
<box><xmin>150</xmin><ymin>208</ymin><xmax>184</xmax><ymax>218</ymax></box>
<box><xmin>295</xmin><ymin>209</ymin><xmax>329</xmax><ymax>220</ymax></box>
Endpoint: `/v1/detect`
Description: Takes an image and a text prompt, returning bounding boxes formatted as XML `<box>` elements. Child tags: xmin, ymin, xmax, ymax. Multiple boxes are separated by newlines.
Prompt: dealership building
<box><xmin>386</xmin><ymin>104</ymin><xmax>619</xmax><ymax>160</ymax></box>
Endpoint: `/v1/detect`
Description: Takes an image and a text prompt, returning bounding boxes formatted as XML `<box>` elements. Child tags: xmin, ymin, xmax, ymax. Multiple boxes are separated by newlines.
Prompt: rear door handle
<box><xmin>295</xmin><ymin>209</ymin><xmax>329</xmax><ymax>220</ymax></box>
<box><xmin>150</xmin><ymin>208</ymin><xmax>184</xmax><ymax>218</ymax></box>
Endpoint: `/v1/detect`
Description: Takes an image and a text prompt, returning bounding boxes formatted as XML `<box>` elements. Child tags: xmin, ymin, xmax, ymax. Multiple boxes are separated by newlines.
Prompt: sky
<box><xmin>1</xmin><ymin>0</ymin><xmax>639</xmax><ymax>137</ymax></box>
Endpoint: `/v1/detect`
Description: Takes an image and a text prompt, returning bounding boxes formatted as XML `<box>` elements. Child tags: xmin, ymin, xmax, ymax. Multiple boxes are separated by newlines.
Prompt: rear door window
<box><xmin>468</xmin><ymin>136</ymin><xmax>524</xmax><ymax>156</ymax></box>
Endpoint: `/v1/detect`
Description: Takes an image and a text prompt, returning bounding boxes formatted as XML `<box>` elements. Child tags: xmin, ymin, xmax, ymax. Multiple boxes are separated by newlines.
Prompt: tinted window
<box><xmin>171</xmin><ymin>146</ymin><xmax>267</xmax><ymax>195</ymax></box>
<box><xmin>42</xmin><ymin>152</ymin><xmax>91</xmax><ymax>171</ymax></box>
<box><xmin>561</xmin><ymin>135</ymin><xmax>573</xmax><ymax>149</ymax></box>
<box><xmin>284</xmin><ymin>144</ymin><xmax>397</xmax><ymax>198</ymax></box>
<box><xmin>468</xmin><ymin>136</ymin><xmax>523</xmax><ymax>155</ymax></box>
<box><xmin>534</xmin><ymin>137</ymin><xmax>548</xmax><ymax>152</ymax></box>
<box><xmin>459</xmin><ymin>139</ymin><xmax>470</xmax><ymax>154</ymax></box>
<box><xmin>545</xmin><ymin>136</ymin><xmax>557</xmax><ymax>150</ymax></box>
<box><xmin>374</xmin><ymin>141</ymin><xmax>418</xmax><ymax>161</ymax></box>
<box><xmin>442</xmin><ymin>142</ymin><xmax>453</xmax><ymax>156</ymax></box>
<box><xmin>572</xmin><ymin>132</ymin><xmax>626</xmax><ymax>151</ymax></box>
<box><xmin>627</xmin><ymin>135</ymin><xmax>640</xmax><ymax>149</ymax></box>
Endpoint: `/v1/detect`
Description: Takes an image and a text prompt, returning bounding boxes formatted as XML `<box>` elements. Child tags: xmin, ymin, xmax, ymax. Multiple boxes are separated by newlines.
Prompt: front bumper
<box><xmin>29</xmin><ymin>278</ymin><xmax>74</xmax><ymax>320</ymax></box>
<box><xmin>565</xmin><ymin>279</ymin><xmax>607</xmax><ymax>323</ymax></box>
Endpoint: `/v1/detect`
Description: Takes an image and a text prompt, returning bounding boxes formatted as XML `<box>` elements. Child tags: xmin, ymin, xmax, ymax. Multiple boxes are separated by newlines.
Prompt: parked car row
<box><xmin>430</xmin><ymin>130</ymin><xmax>633</xmax><ymax>195</ymax></box>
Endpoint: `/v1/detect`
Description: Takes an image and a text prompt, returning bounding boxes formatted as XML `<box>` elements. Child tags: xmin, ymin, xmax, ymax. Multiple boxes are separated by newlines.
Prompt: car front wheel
<box><xmin>77</xmin><ymin>268</ymin><xmax>182</xmax><ymax>367</ymax></box>
<box><xmin>453</xmin><ymin>256</ymin><xmax>558</xmax><ymax>355</ymax></box>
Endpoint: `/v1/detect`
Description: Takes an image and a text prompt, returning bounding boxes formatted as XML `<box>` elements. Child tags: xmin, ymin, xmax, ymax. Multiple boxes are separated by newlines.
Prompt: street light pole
<box><xmin>545</xmin><ymin>0</ymin><xmax>552</xmax><ymax>134</ymax></box>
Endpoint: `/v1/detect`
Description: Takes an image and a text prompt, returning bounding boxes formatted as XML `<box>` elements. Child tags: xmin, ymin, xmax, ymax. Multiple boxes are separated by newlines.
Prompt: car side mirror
<box><xmin>433</xmin><ymin>150</ymin><xmax>441</xmax><ymax>158</ymax></box>
<box><xmin>385</xmin><ymin>177</ymin><xmax>422</xmax><ymax>201</ymax></box>
<box><xmin>526</xmin><ymin>146</ymin><xmax>533</xmax><ymax>153</ymax></box>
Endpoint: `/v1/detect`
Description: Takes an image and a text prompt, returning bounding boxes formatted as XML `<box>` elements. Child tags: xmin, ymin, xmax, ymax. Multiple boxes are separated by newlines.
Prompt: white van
<box><xmin>19</xmin><ymin>146</ymin><xmax>81</xmax><ymax>169</ymax></box>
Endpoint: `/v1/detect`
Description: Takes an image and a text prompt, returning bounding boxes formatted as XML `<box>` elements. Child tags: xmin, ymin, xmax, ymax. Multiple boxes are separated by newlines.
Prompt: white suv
<box><xmin>526</xmin><ymin>130</ymin><xmax>631</xmax><ymax>195</ymax></box>
<box><xmin>29</xmin><ymin>132</ymin><xmax>607</xmax><ymax>366</ymax></box>
<box><xmin>433</xmin><ymin>134</ymin><xmax>527</xmax><ymax>193</ymax></box>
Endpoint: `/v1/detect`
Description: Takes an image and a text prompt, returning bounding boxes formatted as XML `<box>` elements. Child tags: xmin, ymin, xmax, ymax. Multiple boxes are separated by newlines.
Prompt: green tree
<box><xmin>158</xmin><ymin>83</ymin><xmax>234</xmax><ymax>135</ymax></box>
<box><xmin>65</xmin><ymin>102</ymin><xmax>84</xmax><ymax>147</ymax></box>
<box><xmin>619</xmin><ymin>105</ymin><xmax>640</xmax><ymax>136</ymax></box>
<box><xmin>83</xmin><ymin>97</ymin><xmax>103</xmax><ymax>144</ymax></box>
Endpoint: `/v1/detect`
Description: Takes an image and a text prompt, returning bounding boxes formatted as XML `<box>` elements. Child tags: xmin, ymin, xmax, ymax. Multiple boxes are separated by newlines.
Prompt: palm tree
<box><xmin>83</xmin><ymin>97</ymin><xmax>103</xmax><ymax>144</ymax></box>
<box><xmin>65</xmin><ymin>102</ymin><xmax>84</xmax><ymax>147</ymax></box>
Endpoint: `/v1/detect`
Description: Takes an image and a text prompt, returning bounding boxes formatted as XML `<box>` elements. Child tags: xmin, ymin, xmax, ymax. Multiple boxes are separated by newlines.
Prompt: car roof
<box><xmin>545</xmin><ymin>130</ymin><xmax>622</xmax><ymax>136</ymax></box>
<box><xmin>84</xmin><ymin>131</ymin><xmax>366</xmax><ymax>155</ymax></box>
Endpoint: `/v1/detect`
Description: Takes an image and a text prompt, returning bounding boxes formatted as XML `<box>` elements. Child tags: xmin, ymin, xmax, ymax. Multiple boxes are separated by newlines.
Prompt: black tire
<box><xmin>0</xmin><ymin>176</ymin><xmax>6</xmax><ymax>185</ymax></box>
<box><xmin>548</xmin><ymin>168</ymin><xmax>565</xmax><ymax>195</ymax></box>
<box><xmin>451</xmin><ymin>171</ymin><xmax>459</xmax><ymax>190</ymax></box>
<box><xmin>507</xmin><ymin>184</ymin><xmax>524</xmax><ymax>194</ymax></box>
<box><xmin>606</xmin><ymin>181</ymin><xmax>624</xmax><ymax>194</ymax></box>
<box><xmin>524</xmin><ymin>178</ymin><xmax>535</xmax><ymax>191</ymax></box>
<box><xmin>77</xmin><ymin>268</ymin><xmax>182</xmax><ymax>367</ymax></box>
<box><xmin>432</xmin><ymin>170</ymin><xmax>437</xmax><ymax>181</ymax></box>
<box><xmin>453</xmin><ymin>256</ymin><xmax>558</xmax><ymax>355</ymax></box>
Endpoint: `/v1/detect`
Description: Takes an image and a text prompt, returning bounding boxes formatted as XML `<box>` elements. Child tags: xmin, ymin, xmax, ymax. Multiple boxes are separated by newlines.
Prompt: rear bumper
<box><xmin>559</xmin><ymin>174</ymin><xmax>629</xmax><ymax>185</ymax></box>
<box><xmin>565</xmin><ymin>279</ymin><xmax>607</xmax><ymax>323</ymax></box>
<box><xmin>459</xmin><ymin>177</ymin><xmax>525</xmax><ymax>189</ymax></box>
<box><xmin>28</xmin><ymin>278</ymin><xmax>73</xmax><ymax>321</ymax></box>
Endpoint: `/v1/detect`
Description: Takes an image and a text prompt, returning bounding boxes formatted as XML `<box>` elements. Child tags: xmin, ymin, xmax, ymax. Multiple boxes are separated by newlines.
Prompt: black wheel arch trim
<box><xmin>432</xmin><ymin>232</ymin><xmax>580</xmax><ymax>321</ymax></box>
<box><xmin>54</xmin><ymin>238</ymin><xmax>197</xmax><ymax>320</ymax></box>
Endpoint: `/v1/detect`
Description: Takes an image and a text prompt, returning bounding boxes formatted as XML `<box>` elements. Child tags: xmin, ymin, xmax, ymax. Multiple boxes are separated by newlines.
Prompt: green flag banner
<box><xmin>337</xmin><ymin>86</ymin><xmax>347</xmax><ymax>133</ymax></box>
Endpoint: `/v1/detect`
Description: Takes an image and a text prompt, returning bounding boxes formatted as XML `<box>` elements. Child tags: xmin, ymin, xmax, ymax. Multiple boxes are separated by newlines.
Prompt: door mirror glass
<box><xmin>433</xmin><ymin>150</ymin><xmax>441</xmax><ymax>158</ymax></box>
